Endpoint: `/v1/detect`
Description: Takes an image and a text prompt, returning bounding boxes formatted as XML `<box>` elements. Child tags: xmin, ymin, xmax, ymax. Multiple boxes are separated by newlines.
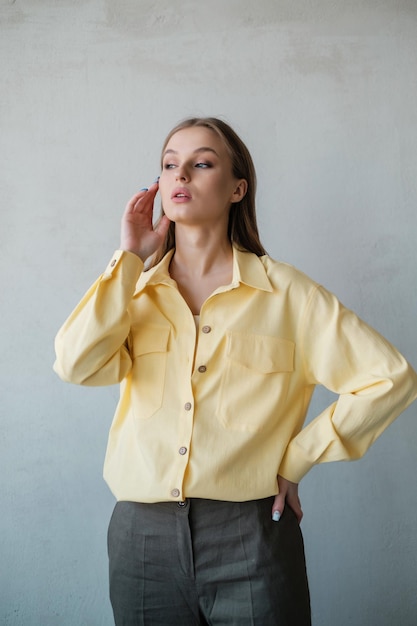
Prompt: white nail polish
<box><xmin>272</xmin><ymin>511</ymin><xmax>281</xmax><ymax>522</ymax></box>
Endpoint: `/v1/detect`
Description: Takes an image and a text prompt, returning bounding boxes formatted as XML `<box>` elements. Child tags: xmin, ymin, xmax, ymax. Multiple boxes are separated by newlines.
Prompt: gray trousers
<box><xmin>108</xmin><ymin>497</ymin><xmax>311</xmax><ymax>625</ymax></box>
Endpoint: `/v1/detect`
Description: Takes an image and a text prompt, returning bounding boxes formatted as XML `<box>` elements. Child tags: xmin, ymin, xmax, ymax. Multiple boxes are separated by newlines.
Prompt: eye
<box><xmin>163</xmin><ymin>163</ymin><xmax>176</xmax><ymax>169</ymax></box>
<box><xmin>195</xmin><ymin>162</ymin><xmax>212</xmax><ymax>169</ymax></box>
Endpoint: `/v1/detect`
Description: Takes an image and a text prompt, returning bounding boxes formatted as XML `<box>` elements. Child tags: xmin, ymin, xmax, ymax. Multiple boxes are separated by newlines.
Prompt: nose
<box><xmin>175</xmin><ymin>165</ymin><xmax>190</xmax><ymax>182</ymax></box>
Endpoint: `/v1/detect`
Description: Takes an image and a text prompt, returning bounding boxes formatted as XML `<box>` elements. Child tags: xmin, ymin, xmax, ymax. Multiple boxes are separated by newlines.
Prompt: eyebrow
<box><xmin>162</xmin><ymin>146</ymin><xmax>220</xmax><ymax>158</ymax></box>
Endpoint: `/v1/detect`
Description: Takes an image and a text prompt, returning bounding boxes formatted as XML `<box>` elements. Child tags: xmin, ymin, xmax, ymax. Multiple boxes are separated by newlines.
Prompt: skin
<box><xmin>119</xmin><ymin>126</ymin><xmax>303</xmax><ymax>524</ymax></box>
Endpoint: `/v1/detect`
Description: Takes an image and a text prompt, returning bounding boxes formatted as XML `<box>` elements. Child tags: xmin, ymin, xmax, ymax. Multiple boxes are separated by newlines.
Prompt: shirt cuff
<box><xmin>278</xmin><ymin>442</ymin><xmax>314</xmax><ymax>484</ymax></box>
<box><xmin>102</xmin><ymin>250</ymin><xmax>144</xmax><ymax>282</ymax></box>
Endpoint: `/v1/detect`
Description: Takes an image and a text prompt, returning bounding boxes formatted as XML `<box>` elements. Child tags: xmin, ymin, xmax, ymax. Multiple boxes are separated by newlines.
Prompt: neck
<box><xmin>172</xmin><ymin>226</ymin><xmax>233</xmax><ymax>277</ymax></box>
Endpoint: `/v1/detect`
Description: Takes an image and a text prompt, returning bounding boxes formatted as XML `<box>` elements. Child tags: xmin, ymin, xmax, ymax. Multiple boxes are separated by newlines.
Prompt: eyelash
<box><xmin>163</xmin><ymin>162</ymin><xmax>212</xmax><ymax>170</ymax></box>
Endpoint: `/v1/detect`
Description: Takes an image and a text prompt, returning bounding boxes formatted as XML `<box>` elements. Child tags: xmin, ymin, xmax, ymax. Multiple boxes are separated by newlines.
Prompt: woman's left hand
<box><xmin>272</xmin><ymin>475</ymin><xmax>303</xmax><ymax>524</ymax></box>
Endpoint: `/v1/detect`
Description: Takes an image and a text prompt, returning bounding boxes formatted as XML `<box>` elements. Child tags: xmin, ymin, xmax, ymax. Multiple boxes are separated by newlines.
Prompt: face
<box><xmin>158</xmin><ymin>126</ymin><xmax>247</xmax><ymax>228</ymax></box>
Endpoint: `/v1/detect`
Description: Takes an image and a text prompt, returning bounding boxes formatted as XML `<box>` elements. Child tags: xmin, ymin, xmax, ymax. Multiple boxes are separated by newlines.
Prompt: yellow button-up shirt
<box><xmin>54</xmin><ymin>247</ymin><xmax>417</xmax><ymax>503</ymax></box>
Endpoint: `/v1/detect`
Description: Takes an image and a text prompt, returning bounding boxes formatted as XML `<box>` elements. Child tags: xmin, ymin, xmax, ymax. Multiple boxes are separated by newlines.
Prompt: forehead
<box><xmin>163</xmin><ymin>126</ymin><xmax>228</xmax><ymax>156</ymax></box>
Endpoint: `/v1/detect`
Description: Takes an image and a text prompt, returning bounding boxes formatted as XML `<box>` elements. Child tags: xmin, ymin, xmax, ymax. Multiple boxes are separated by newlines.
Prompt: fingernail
<box><xmin>140</xmin><ymin>187</ymin><xmax>148</xmax><ymax>191</ymax></box>
<box><xmin>272</xmin><ymin>511</ymin><xmax>281</xmax><ymax>522</ymax></box>
<box><xmin>153</xmin><ymin>176</ymin><xmax>160</xmax><ymax>183</ymax></box>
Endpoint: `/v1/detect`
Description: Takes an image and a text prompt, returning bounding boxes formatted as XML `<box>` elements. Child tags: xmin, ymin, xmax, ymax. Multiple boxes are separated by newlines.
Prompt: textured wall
<box><xmin>1</xmin><ymin>1</ymin><xmax>416</xmax><ymax>624</ymax></box>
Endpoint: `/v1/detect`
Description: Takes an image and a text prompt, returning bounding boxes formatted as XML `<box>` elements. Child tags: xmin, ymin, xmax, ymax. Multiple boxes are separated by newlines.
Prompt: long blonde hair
<box><xmin>148</xmin><ymin>117</ymin><xmax>267</xmax><ymax>268</ymax></box>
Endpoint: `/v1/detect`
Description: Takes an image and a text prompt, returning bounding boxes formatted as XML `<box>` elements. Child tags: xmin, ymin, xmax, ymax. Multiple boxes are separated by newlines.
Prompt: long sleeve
<box><xmin>53</xmin><ymin>248</ymin><xmax>417</xmax><ymax>502</ymax></box>
<box><xmin>279</xmin><ymin>284</ymin><xmax>417</xmax><ymax>483</ymax></box>
<box><xmin>53</xmin><ymin>250</ymin><xmax>144</xmax><ymax>386</ymax></box>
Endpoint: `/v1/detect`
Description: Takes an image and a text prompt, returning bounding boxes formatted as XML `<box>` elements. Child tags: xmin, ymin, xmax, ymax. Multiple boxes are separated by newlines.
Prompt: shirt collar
<box><xmin>137</xmin><ymin>249</ymin><xmax>176</xmax><ymax>289</ymax></box>
<box><xmin>137</xmin><ymin>246</ymin><xmax>273</xmax><ymax>293</ymax></box>
<box><xmin>231</xmin><ymin>247</ymin><xmax>273</xmax><ymax>292</ymax></box>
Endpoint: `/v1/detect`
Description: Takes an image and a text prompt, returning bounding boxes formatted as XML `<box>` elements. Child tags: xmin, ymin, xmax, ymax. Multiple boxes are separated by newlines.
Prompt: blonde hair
<box><xmin>148</xmin><ymin>117</ymin><xmax>267</xmax><ymax>268</ymax></box>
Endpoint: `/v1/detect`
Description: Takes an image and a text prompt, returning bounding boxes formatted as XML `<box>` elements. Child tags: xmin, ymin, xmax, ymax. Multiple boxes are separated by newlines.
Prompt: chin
<box><xmin>164</xmin><ymin>206</ymin><xmax>194</xmax><ymax>222</ymax></box>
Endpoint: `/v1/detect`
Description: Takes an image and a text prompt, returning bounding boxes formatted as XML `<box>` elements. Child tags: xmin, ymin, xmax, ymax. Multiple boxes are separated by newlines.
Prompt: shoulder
<box><xmin>259</xmin><ymin>254</ymin><xmax>319</xmax><ymax>294</ymax></box>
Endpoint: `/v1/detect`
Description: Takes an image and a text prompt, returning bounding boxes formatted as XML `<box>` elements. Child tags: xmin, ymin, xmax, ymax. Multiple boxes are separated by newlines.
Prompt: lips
<box><xmin>171</xmin><ymin>187</ymin><xmax>192</xmax><ymax>200</ymax></box>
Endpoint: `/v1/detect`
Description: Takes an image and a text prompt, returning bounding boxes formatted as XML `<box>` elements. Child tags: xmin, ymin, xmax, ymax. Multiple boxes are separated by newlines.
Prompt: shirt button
<box><xmin>171</xmin><ymin>488</ymin><xmax>180</xmax><ymax>498</ymax></box>
<box><xmin>198</xmin><ymin>365</ymin><xmax>207</xmax><ymax>373</ymax></box>
<box><xmin>202</xmin><ymin>325</ymin><xmax>211</xmax><ymax>334</ymax></box>
<box><xmin>110</xmin><ymin>259</ymin><xmax>117</xmax><ymax>267</ymax></box>
<box><xmin>179</xmin><ymin>446</ymin><xmax>187</xmax><ymax>455</ymax></box>
<box><xmin>184</xmin><ymin>402</ymin><xmax>192</xmax><ymax>411</ymax></box>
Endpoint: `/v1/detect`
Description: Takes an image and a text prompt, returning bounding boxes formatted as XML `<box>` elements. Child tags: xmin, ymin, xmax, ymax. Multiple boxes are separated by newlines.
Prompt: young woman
<box><xmin>54</xmin><ymin>117</ymin><xmax>417</xmax><ymax>625</ymax></box>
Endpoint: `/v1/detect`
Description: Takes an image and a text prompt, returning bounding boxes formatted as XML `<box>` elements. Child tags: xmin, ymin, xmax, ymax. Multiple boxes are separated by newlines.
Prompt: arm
<box><xmin>53</xmin><ymin>250</ymin><xmax>142</xmax><ymax>385</ymax></box>
<box><xmin>279</xmin><ymin>285</ymin><xmax>417</xmax><ymax>484</ymax></box>
<box><xmin>53</xmin><ymin>182</ymin><xmax>171</xmax><ymax>386</ymax></box>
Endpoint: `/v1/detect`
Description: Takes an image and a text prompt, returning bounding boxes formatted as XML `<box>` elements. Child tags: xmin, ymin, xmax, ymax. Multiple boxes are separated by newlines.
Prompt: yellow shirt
<box><xmin>53</xmin><ymin>247</ymin><xmax>417</xmax><ymax>503</ymax></box>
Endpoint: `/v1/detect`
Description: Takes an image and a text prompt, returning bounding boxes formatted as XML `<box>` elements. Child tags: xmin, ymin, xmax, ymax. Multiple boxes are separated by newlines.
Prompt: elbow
<box><xmin>356</xmin><ymin>358</ymin><xmax>417</xmax><ymax>408</ymax></box>
<box><xmin>53</xmin><ymin>356</ymin><xmax>91</xmax><ymax>385</ymax></box>
<box><xmin>398</xmin><ymin>359</ymin><xmax>417</xmax><ymax>407</ymax></box>
<box><xmin>53</xmin><ymin>341</ymin><xmax>103</xmax><ymax>385</ymax></box>
<box><xmin>53</xmin><ymin>346</ymin><xmax>131</xmax><ymax>387</ymax></box>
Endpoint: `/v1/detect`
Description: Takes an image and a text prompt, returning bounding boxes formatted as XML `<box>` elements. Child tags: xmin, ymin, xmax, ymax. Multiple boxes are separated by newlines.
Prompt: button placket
<box><xmin>195</xmin><ymin>320</ymin><xmax>211</xmax><ymax>375</ymax></box>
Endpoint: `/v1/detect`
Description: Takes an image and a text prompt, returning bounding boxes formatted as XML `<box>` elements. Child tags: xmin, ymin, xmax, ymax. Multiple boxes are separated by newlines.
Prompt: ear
<box><xmin>230</xmin><ymin>179</ymin><xmax>248</xmax><ymax>204</ymax></box>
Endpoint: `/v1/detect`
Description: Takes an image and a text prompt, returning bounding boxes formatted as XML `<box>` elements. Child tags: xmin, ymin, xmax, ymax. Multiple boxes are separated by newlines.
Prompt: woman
<box><xmin>54</xmin><ymin>117</ymin><xmax>417</xmax><ymax>625</ymax></box>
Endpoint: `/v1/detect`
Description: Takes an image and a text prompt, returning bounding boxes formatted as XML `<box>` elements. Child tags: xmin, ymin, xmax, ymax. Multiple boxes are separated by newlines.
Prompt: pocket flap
<box><xmin>132</xmin><ymin>325</ymin><xmax>170</xmax><ymax>358</ymax></box>
<box><xmin>226</xmin><ymin>331</ymin><xmax>294</xmax><ymax>373</ymax></box>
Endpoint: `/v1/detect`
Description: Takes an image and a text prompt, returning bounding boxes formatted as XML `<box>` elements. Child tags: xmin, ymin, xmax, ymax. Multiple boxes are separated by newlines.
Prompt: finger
<box><xmin>126</xmin><ymin>178</ymin><xmax>159</xmax><ymax>206</ymax></box>
<box><xmin>271</xmin><ymin>492</ymin><xmax>286</xmax><ymax>522</ymax></box>
<box><xmin>132</xmin><ymin>181</ymin><xmax>160</xmax><ymax>210</ymax></box>
<box><xmin>123</xmin><ymin>189</ymin><xmax>147</xmax><ymax>213</ymax></box>
<box><xmin>139</xmin><ymin>180</ymin><xmax>159</xmax><ymax>195</ymax></box>
<box><xmin>139</xmin><ymin>178</ymin><xmax>159</xmax><ymax>195</ymax></box>
<box><xmin>285</xmin><ymin>492</ymin><xmax>303</xmax><ymax>524</ymax></box>
<box><xmin>155</xmin><ymin>214</ymin><xmax>171</xmax><ymax>239</ymax></box>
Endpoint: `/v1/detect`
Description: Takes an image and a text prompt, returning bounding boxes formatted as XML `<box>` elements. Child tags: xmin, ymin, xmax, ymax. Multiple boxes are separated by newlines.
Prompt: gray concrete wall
<box><xmin>1</xmin><ymin>1</ymin><xmax>416</xmax><ymax>624</ymax></box>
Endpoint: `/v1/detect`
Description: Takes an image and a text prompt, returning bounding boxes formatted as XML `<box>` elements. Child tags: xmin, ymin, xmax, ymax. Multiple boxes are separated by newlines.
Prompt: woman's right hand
<box><xmin>120</xmin><ymin>181</ymin><xmax>171</xmax><ymax>261</ymax></box>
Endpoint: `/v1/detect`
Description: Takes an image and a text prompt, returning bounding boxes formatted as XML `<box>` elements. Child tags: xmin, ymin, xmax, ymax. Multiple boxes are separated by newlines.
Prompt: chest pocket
<box><xmin>130</xmin><ymin>325</ymin><xmax>170</xmax><ymax>420</ymax></box>
<box><xmin>216</xmin><ymin>331</ymin><xmax>294</xmax><ymax>432</ymax></box>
